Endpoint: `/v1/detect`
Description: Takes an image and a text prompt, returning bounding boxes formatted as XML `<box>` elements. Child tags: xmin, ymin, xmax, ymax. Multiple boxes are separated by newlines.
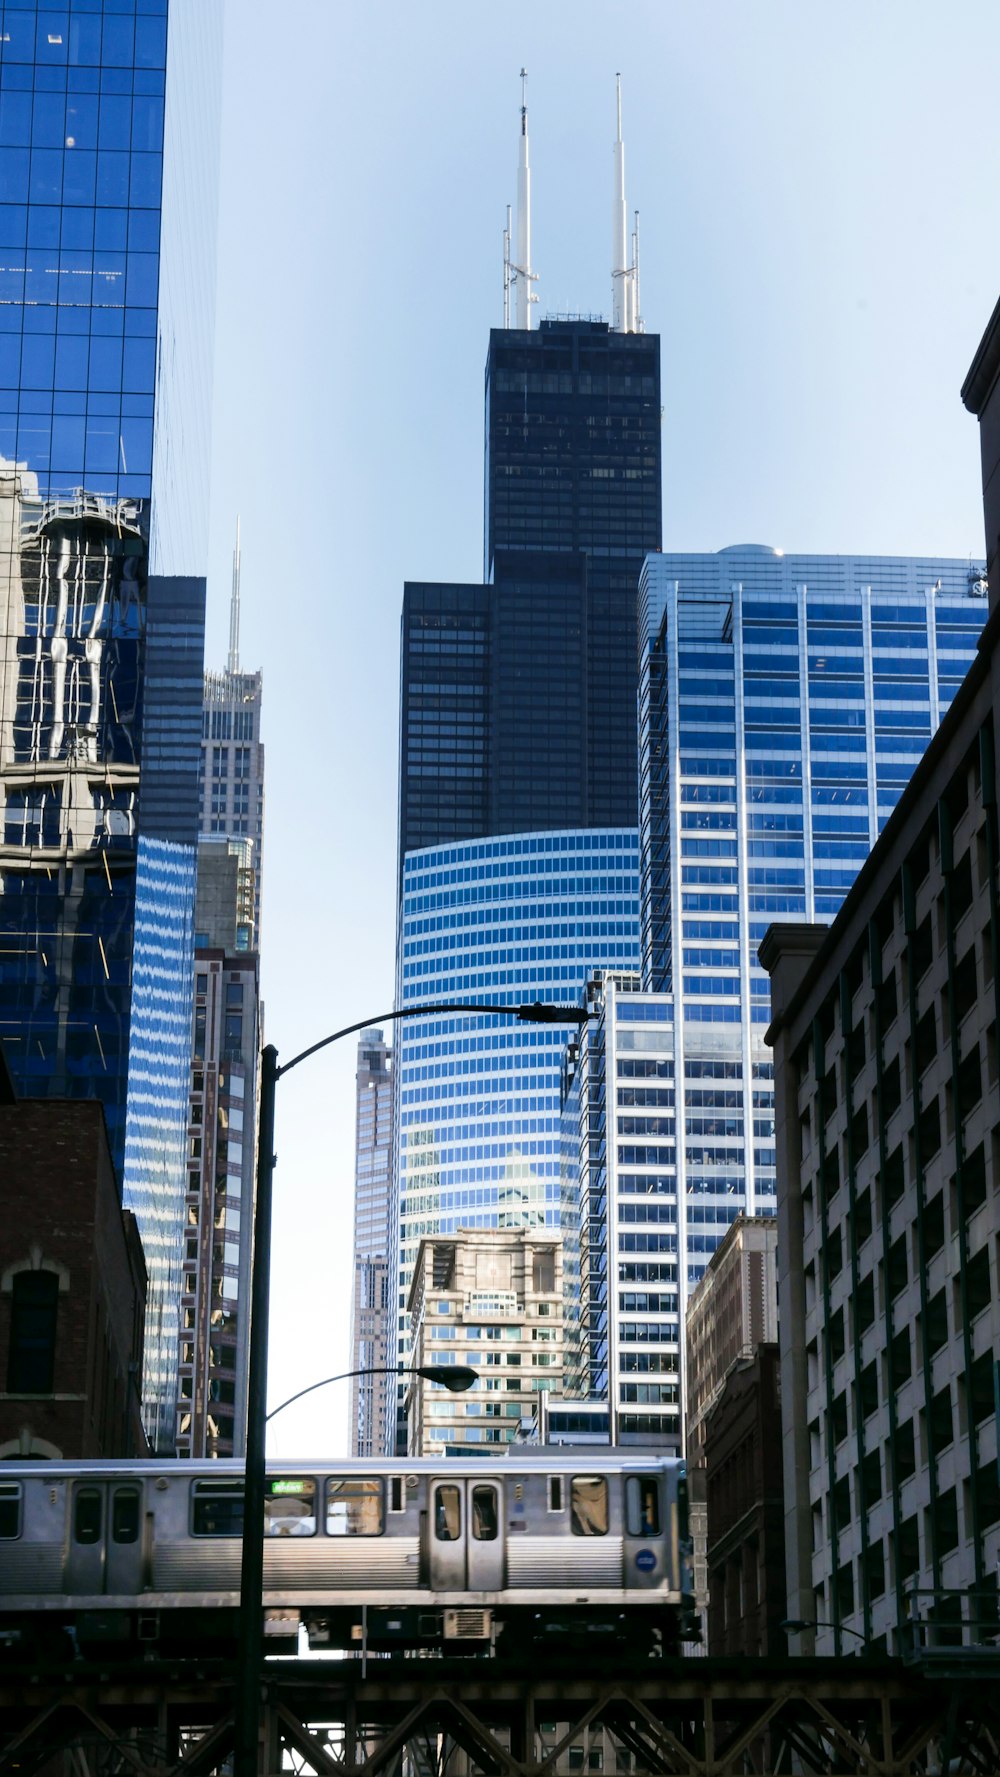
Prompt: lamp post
<box><xmin>234</xmin><ymin>998</ymin><xmax>588</xmax><ymax>1777</ymax></box>
<box><xmin>266</xmin><ymin>1364</ymin><xmax>478</xmax><ymax>1424</ymax></box>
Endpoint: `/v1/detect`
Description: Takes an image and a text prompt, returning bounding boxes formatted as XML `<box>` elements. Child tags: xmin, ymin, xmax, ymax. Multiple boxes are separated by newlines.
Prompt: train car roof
<box><xmin>1</xmin><ymin>1452</ymin><xmax>683</xmax><ymax>1480</ymax></box>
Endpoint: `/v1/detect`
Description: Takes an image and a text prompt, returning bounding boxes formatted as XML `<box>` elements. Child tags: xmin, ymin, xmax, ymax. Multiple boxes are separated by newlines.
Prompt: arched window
<box><xmin>7</xmin><ymin>1271</ymin><xmax>59</xmax><ymax>1393</ymax></box>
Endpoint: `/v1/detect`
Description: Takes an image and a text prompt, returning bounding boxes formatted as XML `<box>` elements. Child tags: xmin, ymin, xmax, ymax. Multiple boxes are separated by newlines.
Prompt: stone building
<box><xmin>704</xmin><ymin>1343</ymin><xmax>785</xmax><ymax>1656</ymax></box>
<box><xmin>406</xmin><ymin>1228</ymin><xmax>564</xmax><ymax>1456</ymax></box>
<box><xmin>0</xmin><ymin>1054</ymin><xmax>148</xmax><ymax>1458</ymax></box>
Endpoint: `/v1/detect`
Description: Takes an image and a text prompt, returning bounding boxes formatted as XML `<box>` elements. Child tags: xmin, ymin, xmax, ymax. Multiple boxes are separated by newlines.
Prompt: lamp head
<box><xmin>415</xmin><ymin>1363</ymin><xmax>478</xmax><ymax>1393</ymax></box>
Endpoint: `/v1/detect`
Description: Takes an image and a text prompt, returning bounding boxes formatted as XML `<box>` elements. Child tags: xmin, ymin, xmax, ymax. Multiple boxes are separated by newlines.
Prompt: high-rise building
<box><xmin>349</xmin><ymin>1027</ymin><xmax>392</xmax><ymax>1459</ymax></box>
<box><xmin>0</xmin><ymin>1</ymin><xmax>223</xmax><ymax>1450</ymax></box>
<box><xmin>175</xmin><ymin>538</ymin><xmax>265</xmax><ymax>1458</ymax></box>
<box><xmin>389</xmin><ymin>831</ymin><xmax>640</xmax><ymax>1445</ymax></box>
<box><xmin>387</xmin><ymin>92</ymin><xmax>658</xmax><ymax>1448</ymax></box>
<box><xmin>405</xmin><ymin>1228</ymin><xmax>563</xmax><ymax>1456</ymax></box>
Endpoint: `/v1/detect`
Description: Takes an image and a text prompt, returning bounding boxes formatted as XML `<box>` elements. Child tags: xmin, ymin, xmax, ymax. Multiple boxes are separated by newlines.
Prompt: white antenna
<box><xmin>227</xmin><ymin>515</ymin><xmax>241</xmax><ymax>675</ymax></box>
<box><xmin>503</xmin><ymin>203</ymin><xmax>512</xmax><ymax>328</ymax></box>
<box><xmin>612</xmin><ymin>76</ymin><xmax>641</xmax><ymax>333</ymax></box>
<box><xmin>512</xmin><ymin>68</ymin><xmax>537</xmax><ymax>329</ymax></box>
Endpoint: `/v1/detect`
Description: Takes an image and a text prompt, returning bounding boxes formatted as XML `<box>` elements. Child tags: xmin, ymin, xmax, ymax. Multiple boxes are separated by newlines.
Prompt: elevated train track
<box><xmin>0</xmin><ymin>1653</ymin><xmax>998</xmax><ymax>1777</ymax></box>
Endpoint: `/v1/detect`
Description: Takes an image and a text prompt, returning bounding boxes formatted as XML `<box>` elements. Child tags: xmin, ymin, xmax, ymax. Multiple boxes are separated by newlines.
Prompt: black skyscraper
<box><xmin>398</xmin><ymin>320</ymin><xmax>661</xmax><ymax>860</ymax></box>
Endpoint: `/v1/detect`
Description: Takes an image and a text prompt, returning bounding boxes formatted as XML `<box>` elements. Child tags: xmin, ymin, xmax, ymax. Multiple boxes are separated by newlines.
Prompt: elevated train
<box><xmin>0</xmin><ymin>1453</ymin><xmax>692</xmax><ymax>1658</ymax></box>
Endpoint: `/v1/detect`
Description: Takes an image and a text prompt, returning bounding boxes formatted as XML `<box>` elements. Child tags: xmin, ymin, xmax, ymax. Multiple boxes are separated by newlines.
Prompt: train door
<box><xmin>429</xmin><ymin>1478</ymin><xmax>504</xmax><ymax>1592</ymax></box>
<box><xmin>64</xmin><ymin>1481</ymin><xmax>144</xmax><ymax>1596</ymax></box>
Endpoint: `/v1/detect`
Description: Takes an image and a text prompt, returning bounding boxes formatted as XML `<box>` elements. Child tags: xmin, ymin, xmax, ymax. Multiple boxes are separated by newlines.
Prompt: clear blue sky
<box><xmin>203</xmin><ymin>0</ymin><xmax>1000</xmax><ymax>1455</ymax></box>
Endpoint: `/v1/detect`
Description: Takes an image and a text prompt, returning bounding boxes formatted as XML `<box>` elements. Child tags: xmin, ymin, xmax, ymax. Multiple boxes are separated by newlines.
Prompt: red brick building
<box><xmin>704</xmin><ymin>1342</ymin><xmax>786</xmax><ymax>1655</ymax></box>
<box><xmin>0</xmin><ymin>1053</ymin><xmax>148</xmax><ymax>1458</ymax></box>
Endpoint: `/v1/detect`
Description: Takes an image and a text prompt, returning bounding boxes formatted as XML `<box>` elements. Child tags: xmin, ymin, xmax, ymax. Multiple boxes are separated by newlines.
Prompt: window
<box><xmin>326</xmin><ymin>1477</ymin><xmax>383</xmax><ymax>1536</ymax></box>
<box><xmin>265</xmin><ymin>1477</ymin><xmax>316</xmax><ymax>1536</ymax></box>
<box><xmin>7</xmin><ymin>1270</ymin><xmax>59</xmax><ymax>1393</ymax></box>
<box><xmin>112</xmin><ymin>1489</ymin><xmax>140</xmax><ymax>1544</ymax></box>
<box><xmin>571</xmin><ymin>1476</ymin><xmax>609</xmax><ymax>1536</ymax></box>
<box><xmin>74</xmin><ymin>1488</ymin><xmax>102</xmax><ymax>1545</ymax></box>
<box><xmin>472</xmin><ymin>1485</ymin><xmax>498</xmax><ymax>1541</ymax></box>
<box><xmin>0</xmin><ymin>1483</ymin><xmax>22</xmax><ymax>1538</ymax></box>
<box><xmin>548</xmin><ymin>1476</ymin><xmax>564</xmax><ymax>1512</ymax></box>
<box><xmin>435</xmin><ymin>1484</ymin><xmax>461</xmax><ymax>1541</ymax></box>
<box><xmin>191</xmin><ymin>1479</ymin><xmax>245</xmax><ymax>1536</ymax></box>
<box><xmin>625</xmin><ymin>1475</ymin><xmax>660</xmax><ymax>1536</ymax></box>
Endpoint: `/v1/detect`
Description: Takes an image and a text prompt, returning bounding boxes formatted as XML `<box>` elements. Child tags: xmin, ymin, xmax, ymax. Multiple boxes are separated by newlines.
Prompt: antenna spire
<box><xmin>227</xmin><ymin>515</ymin><xmax>241</xmax><ymax>675</ymax></box>
<box><xmin>612</xmin><ymin>74</ymin><xmax>635</xmax><ymax>333</ymax></box>
<box><xmin>513</xmin><ymin>68</ymin><xmax>535</xmax><ymax>329</ymax></box>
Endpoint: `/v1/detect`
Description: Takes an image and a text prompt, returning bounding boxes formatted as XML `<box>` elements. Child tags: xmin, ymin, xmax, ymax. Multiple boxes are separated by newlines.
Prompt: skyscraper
<box><xmin>349</xmin><ymin>1026</ymin><xmax>392</xmax><ymax>1459</ymax></box>
<box><xmin>386</xmin><ymin>92</ymin><xmax>660</xmax><ymax>1447</ymax></box>
<box><xmin>556</xmin><ymin>546</ymin><xmax>987</xmax><ymax>1450</ymax></box>
<box><xmin>0</xmin><ymin>1</ymin><xmax>223</xmax><ymax>1449</ymax></box>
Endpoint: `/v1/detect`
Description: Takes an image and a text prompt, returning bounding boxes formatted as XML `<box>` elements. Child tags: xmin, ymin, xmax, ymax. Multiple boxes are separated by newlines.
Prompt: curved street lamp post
<box><xmin>234</xmin><ymin>998</ymin><xmax>589</xmax><ymax>1777</ymax></box>
<box><xmin>266</xmin><ymin>1364</ymin><xmax>479</xmax><ymax>1424</ymax></box>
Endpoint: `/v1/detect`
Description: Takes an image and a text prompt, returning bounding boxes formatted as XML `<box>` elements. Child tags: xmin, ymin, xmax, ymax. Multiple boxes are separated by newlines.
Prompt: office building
<box><xmin>0</xmin><ymin>1048</ymin><xmax>147</xmax><ymax>1460</ymax></box>
<box><xmin>760</xmin><ymin>304</ymin><xmax>1000</xmax><ymax>1658</ymax></box>
<box><xmin>0</xmin><ymin>2</ymin><xmax>223</xmax><ymax>1450</ymax></box>
<box><xmin>349</xmin><ymin>1027</ymin><xmax>393</xmax><ymax>1459</ymax></box>
<box><xmin>686</xmin><ymin>1215</ymin><xmax>779</xmax><ymax>1640</ymax></box>
<box><xmin>406</xmin><ymin>1227</ymin><xmax>563</xmax><ymax>1456</ymax></box>
<box><xmin>704</xmin><ymin>1342</ymin><xmax>785</xmax><ymax>1657</ymax></box>
<box><xmin>200</xmin><ymin>523</ymin><xmax>264</xmax><ymax>938</ymax></box>
<box><xmin>389</xmin><ymin>830</ymin><xmax>640</xmax><ymax>1441</ymax></box>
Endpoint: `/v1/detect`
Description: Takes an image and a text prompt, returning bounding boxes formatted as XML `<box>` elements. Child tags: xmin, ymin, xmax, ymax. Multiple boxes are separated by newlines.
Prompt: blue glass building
<box><xmin>390</xmin><ymin>831</ymin><xmax>641</xmax><ymax>1433</ymax></box>
<box><xmin>0</xmin><ymin>1</ymin><xmax>221</xmax><ymax>1449</ymax></box>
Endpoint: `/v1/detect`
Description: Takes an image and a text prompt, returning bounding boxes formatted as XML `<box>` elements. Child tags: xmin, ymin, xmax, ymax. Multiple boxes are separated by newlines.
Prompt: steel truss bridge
<box><xmin>0</xmin><ymin>1655</ymin><xmax>998</xmax><ymax>1777</ymax></box>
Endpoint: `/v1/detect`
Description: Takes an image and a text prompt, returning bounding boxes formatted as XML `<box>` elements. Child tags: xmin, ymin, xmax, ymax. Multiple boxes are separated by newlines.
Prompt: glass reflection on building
<box><xmin>0</xmin><ymin>2</ymin><xmax>221</xmax><ymax>1450</ymax></box>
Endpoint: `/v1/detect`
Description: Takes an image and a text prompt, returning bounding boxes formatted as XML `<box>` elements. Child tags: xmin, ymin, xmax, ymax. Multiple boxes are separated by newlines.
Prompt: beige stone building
<box><xmin>405</xmin><ymin>1228</ymin><xmax>564</xmax><ymax>1456</ymax></box>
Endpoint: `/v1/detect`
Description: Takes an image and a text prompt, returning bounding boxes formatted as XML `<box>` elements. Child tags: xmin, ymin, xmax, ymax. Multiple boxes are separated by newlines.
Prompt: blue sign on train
<box><xmin>635</xmin><ymin>1549</ymin><xmax>657</xmax><ymax>1572</ymax></box>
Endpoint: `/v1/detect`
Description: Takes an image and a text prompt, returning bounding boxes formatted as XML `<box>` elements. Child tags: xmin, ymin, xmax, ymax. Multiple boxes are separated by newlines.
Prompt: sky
<box><xmin>202</xmin><ymin>0</ymin><xmax>1000</xmax><ymax>1456</ymax></box>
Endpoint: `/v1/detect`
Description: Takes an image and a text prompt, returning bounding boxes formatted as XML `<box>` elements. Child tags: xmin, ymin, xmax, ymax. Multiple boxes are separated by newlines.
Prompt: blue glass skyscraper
<box><xmin>0</xmin><ymin>1</ymin><xmax>221</xmax><ymax>1448</ymax></box>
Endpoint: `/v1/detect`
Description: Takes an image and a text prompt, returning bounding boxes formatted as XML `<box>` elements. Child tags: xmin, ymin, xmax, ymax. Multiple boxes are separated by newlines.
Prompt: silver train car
<box><xmin>0</xmin><ymin>1453</ymin><xmax>692</xmax><ymax>1659</ymax></box>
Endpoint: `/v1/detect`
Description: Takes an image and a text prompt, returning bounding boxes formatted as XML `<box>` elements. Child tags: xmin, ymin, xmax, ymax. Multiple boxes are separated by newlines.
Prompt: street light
<box><xmin>266</xmin><ymin>1364</ymin><xmax>478</xmax><ymax>1424</ymax></box>
<box><xmin>234</xmin><ymin>997</ymin><xmax>589</xmax><ymax>1777</ymax></box>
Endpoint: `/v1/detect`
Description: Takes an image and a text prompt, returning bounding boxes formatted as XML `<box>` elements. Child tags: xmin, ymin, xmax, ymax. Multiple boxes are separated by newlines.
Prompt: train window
<box><xmin>625</xmin><ymin>1476</ymin><xmax>660</xmax><ymax>1537</ymax></box>
<box><xmin>325</xmin><ymin>1478</ymin><xmax>383</xmax><ymax>1536</ymax></box>
<box><xmin>0</xmin><ymin>1483</ymin><xmax>21</xmax><ymax>1538</ymax></box>
<box><xmin>74</xmin><ymin>1488</ymin><xmax>102</xmax><ymax>1545</ymax></box>
<box><xmin>434</xmin><ymin>1484</ymin><xmax>461</xmax><ymax>1541</ymax></box>
<box><xmin>112</xmin><ymin>1488</ymin><xmax>141</xmax><ymax>1544</ymax></box>
<box><xmin>389</xmin><ymin>1477</ymin><xmax>404</xmax><ymax>1513</ymax></box>
<box><xmin>570</xmin><ymin>1477</ymin><xmax>608</xmax><ymax>1537</ymax></box>
<box><xmin>548</xmin><ymin>1477</ymin><xmax>564</xmax><ymax>1512</ymax></box>
<box><xmin>472</xmin><ymin>1485</ymin><xmax>498</xmax><ymax>1542</ymax></box>
<box><xmin>265</xmin><ymin>1478</ymin><xmax>316</xmax><ymax>1537</ymax></box>
<box><xmin>191</xmin><ymin>1480</ymin><xmax>245</xmax><ymax>1536</ymax></box>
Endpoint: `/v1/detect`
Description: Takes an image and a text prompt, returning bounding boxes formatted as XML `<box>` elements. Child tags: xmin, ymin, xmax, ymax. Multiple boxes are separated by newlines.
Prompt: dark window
<box><xmin>926</xmin><ymin>1287</ymin><xmax>948</xmax><ymax>1357</ymax></box>
<box><xmin>112</xmin><ymin>1488</ymin><xmax>140</xmax><ymax>1544</ymax></box>
<box><xmin>850</xmin><ymin>1102</ymin><xmax>869</xmax><ymax>1158</ymax></box>
<box><xmin>952</xmin><ymin>946</ymin><xmax>978</xmax><ymax>1023</ymax></box>
<box><xmin>918</xmin><ymin>1096</ymin><xmax>941</xmax><ymax>1161</ymax></box>
<box><xmin>891</xmin><ymin>1326</ymin><xmax>911</xmax><ymax>1388</ymax></box>
<box><xmin>965</xmin><ymin>1246</ymin><xmax>992</xmax><ymax>1319</ymax></box>
<box><xmin>856</xmin><ymin>1274</ymin><xmax>875</xmax><ymax>1334</ymax></box>
<box><xmin>911</xmin><ymin>914</ymin><xmax>933</xmax><ymax>979</ymax></box>
<box><xmin>548</xmin><ymin>1476</ymin><xmax>564</xmax><ymax>1512</ymax></box>
<box><xmin>923</xmin><ymin>1191</ymin><xmax>944</xmax><ymax>1257</ymax></box>
<box><xmin>961</xmin><ymin>1142</ymin><xmax>987</xmax><ymax>1215</ymax></box>
<box><xmin>859</xmin><ymin>1360</ymin><xmax>878</xmax><ymax>1420</ymax></box>
<box><xmin>853</xmin><ymin>1187</ymin><xmax>873</xmax><ymax>1247</ymax></box>
<box><xmin>862</xmin><ymin>1449</ymin><xmax>881</xmax><ymax>1503</ymax></box>
<box><xmin>7</xmin><ymin>1270</ymin><xmax>59</xmax><ymax>1393</ymax></box>
<box><xmin>887</xmin><ymin>1233</ymin><xmax>907</xmax><ymax>1300</ymax></box>
<box><xmin>0</xmin><ymin>1483</ymin><xmax>22</xmax><ymax>1539</ymax></box>
<box><xmin>915</xmin><ymin>1006</ymin><xmax>937</xmax><ymax>1076</ymax></box>
<box><xmin>893</xmin><ymin>1421</ymin><xmax>916</xmax><ymax>1485</ymax></box>
<box><xmin>830</xmin><ymin>1393</ymin><xmax>848</xmax><ymax>1447</ymax></box>
<box><xmin>833</xmin><ymin>1475</ymin><xmax>851</xmax><ymax>1532</ymax></box>
<box><xmin>897</xmin><ymin>1513</ymin><xmax>920</xmax><ymax>1582</ymax></box>
<box><xmin>930</xmin><ymin>1386</ymin><xmax>953</xmax><ymax>1452</ymax></box>
<box><xmin>74</xmin><ymin>1488</ymin><xmax>102</xmax><ymax>1545</ymax></box>
<box><xmin>828</xmin><ymin>1306</ymin><xmax>845</xmax><ymax>1363</ymax></box>
<box><xmin>957</xmin><ymin>1046</ymin><xmax>982</xmax><ymax>1122</ymax></box>
<box><xmin>936</xmin><ymin>1485</ymin><xmax>959</xmax><ymax>1554</ymax></box>
<box><xmin>625</xmin><ymin>1475</ymin><xmax>660</xmax><ymax>1536</ymax></box>
<box><xmin>884</xmin><ymin>1145</ymin><xmax>905</xmax><ymax>1207</ymax></box>
<box><xmin>864</xmin><ymin>1539</ymin><xmax>886</xmax><ymax>1600</ymax></box>
<box><xmin>191</xmin><ymin>1480</ymin><xmax>245</xmax><ymax>1537</ymax></box>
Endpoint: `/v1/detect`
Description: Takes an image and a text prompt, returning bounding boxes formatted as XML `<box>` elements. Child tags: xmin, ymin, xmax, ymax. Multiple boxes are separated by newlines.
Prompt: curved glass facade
<box><xmin>390</xmin><ymin>828</ymin><xmax>641</xmax><ymax>1415</ymax></box>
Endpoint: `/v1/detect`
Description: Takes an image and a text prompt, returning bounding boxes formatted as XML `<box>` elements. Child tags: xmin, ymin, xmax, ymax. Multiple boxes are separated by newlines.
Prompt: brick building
<box><xmin>0</xmin><ymin>1053</ymin><xmax>148</xmax><ymax>1458</ymax></box>
<box><xmin>704</xmin><ymin>1342</ymin><xmax>785</xmax><ymax>1655</ymax></box>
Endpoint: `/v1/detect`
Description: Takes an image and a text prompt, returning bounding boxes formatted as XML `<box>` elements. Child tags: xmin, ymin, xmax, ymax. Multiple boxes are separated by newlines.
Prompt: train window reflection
<box><xmin>570</xmin><ymin>1477</ymin><xmax>608</xmax><ymax>1537</ymax></box>
<box><xmin>74</xmin><ymin>1487</ymin><xmax>102</xmax><ymax>1544</ymax></box>
<box><xmin>0</xmin><ymin>1483</ymin><xmax>21</xmax><ymax>1538</ymax></box>
<box><xmin>472</xmin><ymin>1485</ymin><xmax>498</xmax><ymax>1542</ymax></box>
<box><xmin>625</xmin><ymin>1476</ymin><xmax>660</xmax><ymax>1537</ymax></box>
<box><xmin>112</xmin><ymin>1488</ymin><xmax>140</xmax><ymax>1544</ymax></box>
<box><xmin>191</xmin><ymin>1479</ymin><xmax>245</xmax><ymax>1537</ymax></box>
<box><xmin>265</xmin><ymin>1478</ymin><xmax>316</xmax><ymax>1537</ymax></box>
<box><xmin>325</xmin><ymin>1478</ymin><xmax>383</xmax><ymax>1536</ymax></box>
<box><xmin>435</xmin><ymin>1484</ymin><xmax>461</xmax><ymax>1541</ymax></box>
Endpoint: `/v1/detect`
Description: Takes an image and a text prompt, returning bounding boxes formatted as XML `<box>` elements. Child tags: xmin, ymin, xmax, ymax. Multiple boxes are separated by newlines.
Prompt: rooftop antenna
<box><xmin>227</xmin><ymin>515</ymin><xmax>241</xmax><ymax>675</ymax></box>
<box><xmin>511</xmin><ymin>68</ymin><xmax>537</xmax><ymax>329</ymax></box>
<box><xmin>612</xmin><ymin>74</ymin><xmax>630</xmax><ymax>332</ymax></box>
<box><xmin>632</xmin><ymin>208</ymin><xmax>642</xmax><ymax>333</ymax></box>
<box><xmin>503</xmin><ymin>203</ymin><xmax>512</xmax><ymax>328</ymax></box>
